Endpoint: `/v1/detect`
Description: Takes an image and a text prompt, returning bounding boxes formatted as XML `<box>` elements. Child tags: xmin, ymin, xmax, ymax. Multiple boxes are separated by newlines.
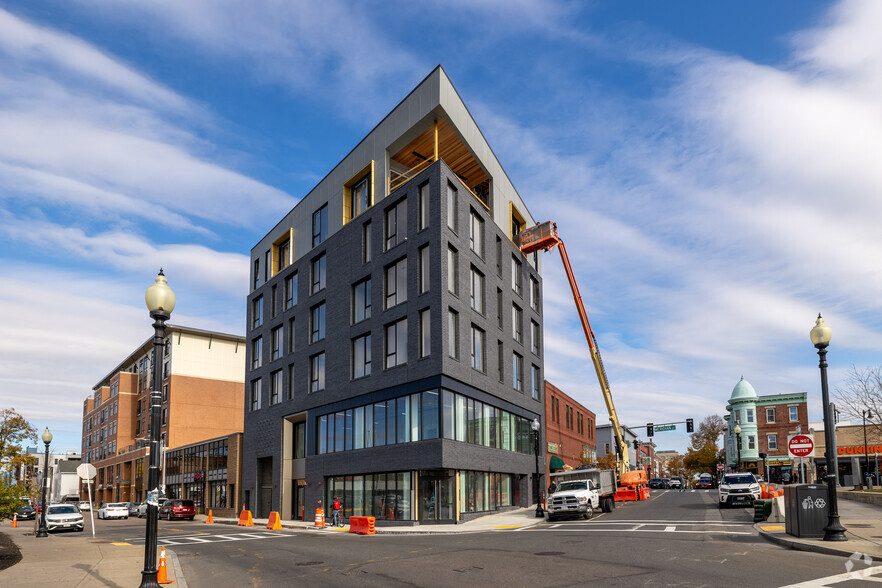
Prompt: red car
<box><xmin>159</xmin><ymin>499</ymin><xmax>196</xmax><ymax>521</ymax></box>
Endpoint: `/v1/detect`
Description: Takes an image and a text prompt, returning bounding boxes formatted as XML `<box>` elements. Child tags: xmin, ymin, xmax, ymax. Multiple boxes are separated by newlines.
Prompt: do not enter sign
<box><xmin>788</xmin><ymin>434</ymin><xmax>815</xmax><ymax>457</ymax></box>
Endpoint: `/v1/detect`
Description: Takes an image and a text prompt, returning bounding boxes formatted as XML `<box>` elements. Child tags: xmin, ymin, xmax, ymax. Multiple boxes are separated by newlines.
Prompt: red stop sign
<box><xmin>789</xmin><ymin>434</ymin><xmax>814</xmax><ymax>457</ymax></box>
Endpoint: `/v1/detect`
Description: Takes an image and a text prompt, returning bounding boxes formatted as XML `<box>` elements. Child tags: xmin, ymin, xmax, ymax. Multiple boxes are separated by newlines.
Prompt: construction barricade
<box><xmin>348</xmin><ymin>516</ymin><xmax>376</xmax><ymax>535</ymax></box>
<box><xmin>238</xmin><ymin>509</ymin><xmax>254</xmax><ymax>527</ymax></box>
<box><xmin>266</xmin><ymin>511</ymin><xmax>283</xmax><ymax>530</ymax></box>
<box><xmin>314</xmin><ymin>507</ymin><xmax>325</xmax><ymax>528</ymax></box>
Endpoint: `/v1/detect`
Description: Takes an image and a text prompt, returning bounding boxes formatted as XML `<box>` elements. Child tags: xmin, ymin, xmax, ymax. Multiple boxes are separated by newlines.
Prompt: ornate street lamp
<box><xmin>140</xmin><ymin>270</ymin><xmax>175</xmax><ymax>587</ymax></box>
<box><xmin>531</xmin><ymin>417</ymin><xmax>544</xmax><ymax>518</ymax></box>
<box><xmin>35</xmin><ymin>428</ymin><xmax>52</xmax><ymax>538</ymax></box>
<box><xmin>810</xmin><ymin>314</ymin><xmax>847</xmax><ymax>541</ymax></box>
<box><xmin>734</xmin><ymin>424</ymin><xmax>742</xmax><ymax>472</ymax></box>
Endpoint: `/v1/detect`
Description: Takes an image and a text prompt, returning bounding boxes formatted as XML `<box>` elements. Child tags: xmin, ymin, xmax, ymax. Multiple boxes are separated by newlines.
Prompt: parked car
<box><xmin>696</xmin><ymin>473</ymin><xmax>715</xmax><ymax>489</ymax></box>
<box><xmin>648</xmin><ymin>478</ymin><xmax>665</xmax><ymax>489</ymax></box>
<box><xmin>77</xmin><ymin>501</ymin><xmax>92</xmax><ymax>511</ymax></box>
<box><xmin>13</xmin><ymin>505</ymin><xmax>36</xmax><ymax>520</ymax></box>
<box><xmin>45</xmin><ymin>503</ymin><xmax>84</xmax><ymax>532</ymax></box>
<box><xmin>668</xmin><ymin>477</ymin><xmax>682</xmax><ymax>489</ymax></box>
<box><xmin>718</xmin><ymin>473</ymin><xmax>761</xmax><ymax>508</ymax></box>
<box><xmin>97</xmin><ymin>502</ymin><xmax>130</xmax><ymax>519</ymax></box>
<box><xmin>159</xmin><ymin>499</ymin><xmax>196</xmax><ymax>521</ymax></box>
<box><xmin>124</xmin><ymin>502</ymin><xmax>140</xmax><ymax>517</ymax></box>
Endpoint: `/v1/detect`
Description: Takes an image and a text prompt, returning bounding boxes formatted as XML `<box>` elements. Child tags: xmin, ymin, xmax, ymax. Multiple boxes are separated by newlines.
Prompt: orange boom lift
<box><xmin>518</xmin><ymin>221</ymin><xmax>632</xmax><ymax>479</ymax></box>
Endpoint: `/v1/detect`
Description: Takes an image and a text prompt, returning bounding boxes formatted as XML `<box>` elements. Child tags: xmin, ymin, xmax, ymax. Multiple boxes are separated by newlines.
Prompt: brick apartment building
<box><xmin>244</xmin><ymin>66</ymin><xmax>545</xmax><ymax>524</ymax></box>
<box><xmin>724</xmin><ymin>376</ymin><xmax>808</xmax><ymax>482</ymax></box>
<box><xmin>544</xmin><ymin>381</ymin><xmax>596</xmax><ymax>477</ymax></box>
<box><xmin>81</xmin><ymin>325</ymin><xmax>245</xmax><ymax>514</ymax></box>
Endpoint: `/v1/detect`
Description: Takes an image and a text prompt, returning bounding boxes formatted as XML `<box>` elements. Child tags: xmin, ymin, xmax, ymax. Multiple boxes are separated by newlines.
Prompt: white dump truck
<box><xmin>546</xmin><ymin>469</ymin><xmax>617</xmax><ymax>521</ymax></box>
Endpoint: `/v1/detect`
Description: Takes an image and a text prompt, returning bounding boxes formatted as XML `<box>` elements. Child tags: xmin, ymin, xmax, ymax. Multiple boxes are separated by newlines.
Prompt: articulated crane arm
<box><xmin>519</xmin><ymin>221</ymin><xmax>630</xmax><ymax>477</ymax></box>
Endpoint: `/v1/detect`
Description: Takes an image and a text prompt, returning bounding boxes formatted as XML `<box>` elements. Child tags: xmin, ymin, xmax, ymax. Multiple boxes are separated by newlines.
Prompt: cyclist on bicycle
<box><xmin>332</xmin><ymin>496</ymin><xmax>342</xmax><ymax>526</ymax></box>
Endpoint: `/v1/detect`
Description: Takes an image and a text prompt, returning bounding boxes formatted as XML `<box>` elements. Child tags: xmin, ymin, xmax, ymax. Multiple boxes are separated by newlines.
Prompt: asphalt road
<box><xmin>72</xmin><ymin>491</ymin><xmax>868</xmax><ymax>587</ymax></box>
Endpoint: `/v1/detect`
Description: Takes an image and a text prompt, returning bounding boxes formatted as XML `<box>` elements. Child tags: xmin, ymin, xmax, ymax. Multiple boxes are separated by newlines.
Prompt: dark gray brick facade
<box><xmin>244</xmin><ymin>160</ymin><xmax>544</xmax><ymax>521</ymax></box>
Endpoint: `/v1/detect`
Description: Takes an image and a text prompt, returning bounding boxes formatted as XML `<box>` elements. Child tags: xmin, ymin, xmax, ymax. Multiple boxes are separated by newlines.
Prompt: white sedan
<box><xmin>97</xmin><ymin>503</ymin><xmax>129</xmax><ymax>519</ymax></box>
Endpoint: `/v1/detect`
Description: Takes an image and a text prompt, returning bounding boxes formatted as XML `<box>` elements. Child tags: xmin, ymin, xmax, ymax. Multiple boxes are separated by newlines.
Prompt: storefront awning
<box><xmin>549</xmin><ymin>456</ymin><xmax>565</xmax><ymax>471</ymax></box>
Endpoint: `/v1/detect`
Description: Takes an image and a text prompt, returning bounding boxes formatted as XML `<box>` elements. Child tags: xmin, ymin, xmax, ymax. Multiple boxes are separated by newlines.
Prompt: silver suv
<box><xmin>718</xmin><ymin>473</ymin><xmax>761</xmax><ymax>508</ymax></box>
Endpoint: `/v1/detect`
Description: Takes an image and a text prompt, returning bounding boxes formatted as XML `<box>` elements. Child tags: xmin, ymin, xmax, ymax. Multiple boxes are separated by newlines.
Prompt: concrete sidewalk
<box><xmin>0</xmin><ymin>524</ymin><xmax>184</xmax><ymax>587</ymax></box>
<box><xmin>211</xmin><ymin>506</ymin><xmax>548</xmax><ymax>534</ymax></box>
<box><xmin>757</xmin><ymin>489</ymin><xmax>882</xmax><ymax>559</ymax></box>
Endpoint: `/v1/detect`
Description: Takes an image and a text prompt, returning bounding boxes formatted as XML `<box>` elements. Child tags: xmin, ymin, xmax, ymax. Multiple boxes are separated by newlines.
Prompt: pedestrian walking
<box><xmin>679</xmin><ymin>474</ymin><xmax>686</xmax><ymax>491</ymax></box>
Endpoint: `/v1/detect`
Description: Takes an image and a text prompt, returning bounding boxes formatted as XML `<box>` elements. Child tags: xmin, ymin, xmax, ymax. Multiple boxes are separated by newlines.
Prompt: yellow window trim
<box><xmin>270</xmin><ymin>228</ymin><xmax>294</xmax><ymax>278</ymax></box>
<box><xmin>343</xmin><ymin>161</ymin><xmax>375</xmax><ymax>224</ymax></box>
<box><xmin>509</xmin><ymin>202</ymin><xmax>526</xmax><ymax>244</ymax></box>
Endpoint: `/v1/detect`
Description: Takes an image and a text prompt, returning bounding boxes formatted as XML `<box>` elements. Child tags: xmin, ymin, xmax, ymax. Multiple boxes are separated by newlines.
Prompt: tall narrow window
<box><xmin>385</xmin><ymin>318</ymin><xmax>408</xmax><ymax>368</ymax></box>
<box><xmin>789</xmin><ymin>406</ymin><xmax>799</xmax><ymax>421</ymax></box>
<box><xmin>496</xmin><ymin>288</ymin><xmax>503</xmax><ymax>329</ymax></box>
<box><xmin>309</xmin><ymin>353</ymin><xmax>325</xmax><ymax>392</ymax></box>
<box><xmin>512</xmin><ymin>352</ymin><xmax>524</xmax><ymax>392</ymax></box>
<box><xmin>271</xmin><ymin>326</ymin><xmax>283</xmax><ymax>361</ymax></box>
<box><xmin>287</xmin><ymin>364</ymin><xmax>295</xmax><ymax>400</ymax></box>
<box><xmin>312</xmin><ymin>204</ymin><xmax>328</xmax><ymax>247</ymax></box>
<box><xmin>270</xmin><ymin>286</ymin><xmax>278</xmax><ymax>319</ymax></box>
<box><xmin>471</xmin><ymin>325</ymin><xmax>485</xmax><ymax>372</ymax></box>
<box><xmin>419</xmin><ymin>245</ymin><xmax>430</xmax><ymax>294</ymax></box>
<box><xmin>497</xmin><ymin>341</ymin><xmax>504</xmax><ymax>383</ymax></box>
<box><xmin>530</xmin><ymin>277</ymin><xmax>540</xmax><ymax>312</ymax></box>
<box><xmin>495</xmin><ymin>236</ymin><xmax>502</xmax><ymax>277</ymax></box>
<box><xmin>311</xmin><ymin>254</ymin><xmax>326</xmax><ymax>294</ymax></box>
<box><xmin>310</xmin><ymin>303</ymin><xmax>326</xmax><ymax>343</ymax></box>
<box><xmin>447</xmin><ymin>246</ymin><xmax>458</xmax><ymax>295</ymax></box>
<box><xmin>352</xmin><ymin>334</ymin><xmax>371</xmax><ymax>379</ymax></box>
<box><xmin>766</xmin><ymin>408</ymin><xmax>775</xmax><ymax>423</ymax></box>
<box><xmin>419</xmin><ymin>182</ymin><xmax>430</xmax><ymax>230</ymax></box>
<box><xmin>353</xmin><ymin>278</ymin><xmax>371</xmax><ymax>323</ymax></box>
<box><xmin>385</xmin><ymin>198</ymin><xmax>407</xmax><ymax>250</ymax></box>
<box><xmin>448</xmin><ymin>310</ymin><xmax>459</xmax><ymax>359</ymax></box>
<box><xmin>446</xmin><ymin>183</ymin><xmax>457</xmax><ymax>231</ymax></box>
<box><xmin>531</xmin><ymin>365</ymin><xmax>540</xmax><ymax>399</ymax></box>
<box><xmin>469</xmin><ymin>210</ymin><xmax>484</xmax><ymax>258</ymax></box>
<box><xmin>363</xmin><ymin>221</ymin><xmax>372</xmax><ymax>264</ymax></box>
<box><xmin>253</xmin><ymin>258</ymin><xmax>260</xmax><ymax>290</ymax></box>
<box><xmin>530</xmin><ymin>320</ymin><xmax>540</xmax><ymax>355</ymax></box>
<box><xmin>385</xmin><ymin>258</ymin><xmax>407</xmax><ymax>308</ymax></box>
<box><xmin>285</xmin><ymin>273</ymin><xmax>298</xmax><ymax>309</ymax></box>
<box><xmin>270</xmin><ymin>370</ymin><xmax>282</xmax><ymax>405</ymax></box>
<box><xmin>511</xmin><ymin>256</ymin><xmax>522</xmax><ymax>296</ymax></box>
<box><xmin>287</xmin><ymin>318</ymin><xmax>295</xmax><ymax>354</ymax></box>
<box><xmin>419</xmin><ymin>309</ymin><xmax>431</xmax><ymax>358</ymax></box>
<box><xmin>251</xmin><ymin>337</ymin><xmax>262</xmax><ymax>369</ymax></box>
<box><xmin>250</xmin><ymin>379</ymin><xmax>262</xmax><ymax>411</ymax></box>
<box><xmin>252</xmin><ymin>296</ymin><xmax>263</xmax><ymax>328</ymax></box>
<box><xmin>512</xmin><ymin>304</ymin><xmax>523</xmax><ymax>344</ymax></box>
<box><xmin>350</xmin><ymin>176</ymin><xmax>370</xmax><ymax>219</ymax></box>
<box><xmin>470</xmin><ymin>267</ymin><xmax>484</xmax><ymax>314</ymax></box>
<box><xmin>278</xmin><ymin>240</ymin><xmax>290</xmax><ymax>273</ymax></box>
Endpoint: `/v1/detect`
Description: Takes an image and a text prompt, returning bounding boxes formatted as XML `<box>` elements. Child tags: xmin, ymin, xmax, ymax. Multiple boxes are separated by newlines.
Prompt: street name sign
<box><xmin>655</xmin><ymin>424</ymin><xmax>676</xmax><ymax>432</ymax></box>
<box><xmin>788</xmin><ymin>434</ymin><xmax>815</xmax><ymax>458</ymax></box>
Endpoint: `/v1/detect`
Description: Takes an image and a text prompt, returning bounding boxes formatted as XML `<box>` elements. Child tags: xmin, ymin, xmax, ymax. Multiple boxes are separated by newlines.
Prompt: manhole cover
<box><xmin>534</xmin><ymin>552</ymin><xmax>565</xmax><ymax>556</ymax></box>
<box><xmin>850</xmin><ymin>524</ymin><xmax>872</xmax><ymax>528</ymax></box>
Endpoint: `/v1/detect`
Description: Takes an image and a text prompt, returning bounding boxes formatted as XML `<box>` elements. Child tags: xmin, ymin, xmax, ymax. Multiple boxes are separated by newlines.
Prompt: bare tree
<box><xmin>834</xmin><ymin>365</ymin><xmax>882</xmax><ymax>436</ymax></box>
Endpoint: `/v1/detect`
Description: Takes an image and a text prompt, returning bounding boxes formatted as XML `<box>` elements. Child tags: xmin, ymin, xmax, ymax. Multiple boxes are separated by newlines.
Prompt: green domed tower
<box><xmin>726</xmin><ymin>376</ymin><xmax>759</xmax><ymax>469</ymax></box>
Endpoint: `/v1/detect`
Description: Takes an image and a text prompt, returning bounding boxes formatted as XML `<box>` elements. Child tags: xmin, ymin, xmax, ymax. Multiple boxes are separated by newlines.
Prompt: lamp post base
<box><xmin>823</xmin><ymin>520</ymin><xmax>848</xmax><ymax>542</ymax></box>
<box><xmin>139</xmin><ymin>569</ymin><xmax>161</xmax><ymax>588</ymax></box>
<box><xmin>535</xmin><ymin>505</ymin><xmax>544</xmax><ymax>518</ymax></box>
<box><xmin>35</xmin><ymin>528</ymin><xmax>48</xmax><ymax>538</ymax></box>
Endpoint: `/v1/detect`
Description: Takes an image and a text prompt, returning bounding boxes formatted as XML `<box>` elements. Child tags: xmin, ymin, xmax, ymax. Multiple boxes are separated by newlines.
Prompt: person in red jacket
<box><xmin>332</xmin><ymin>496</ymin><xmax>342</xmax><ymax>526</ymax></box>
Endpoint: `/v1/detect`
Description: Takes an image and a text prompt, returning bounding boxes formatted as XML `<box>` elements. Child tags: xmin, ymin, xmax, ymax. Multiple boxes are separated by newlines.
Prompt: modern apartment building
<box><xmin>81</xmin><ymin>326</ymin><xmax>245</xmax><ymax>510</ymax></box>
<box><xmin>244</xmin><ymin>66</ymin><xmax>545</xmax><ymax>524</ymax></box>
<box><xmin>544</xmin><ymin>381</ymin><xmax>596</xmax><ymax>475</ymax></box>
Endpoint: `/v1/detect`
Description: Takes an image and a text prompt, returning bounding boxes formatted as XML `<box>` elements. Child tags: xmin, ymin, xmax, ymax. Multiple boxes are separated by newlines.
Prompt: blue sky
<box><xmin>2</xmin><ymin>0</ymin><xmax>881</xmax><ymax>455</ymax></box>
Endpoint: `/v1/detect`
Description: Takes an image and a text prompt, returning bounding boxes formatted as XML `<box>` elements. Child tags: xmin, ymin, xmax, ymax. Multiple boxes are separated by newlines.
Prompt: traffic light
<box><xmin>634</xmin><ymin>440</ymin><xmax>640</xmax><ymax>452</ymax></box>
<box><xmin>647</xmin><ymin>423</ymin><xmax>654</xmax><ymax>437</ymax></box>
<box><xmin>686</xmin><ymin>418</ymin><xmax>694</xmax><ymax>433</ymax></box>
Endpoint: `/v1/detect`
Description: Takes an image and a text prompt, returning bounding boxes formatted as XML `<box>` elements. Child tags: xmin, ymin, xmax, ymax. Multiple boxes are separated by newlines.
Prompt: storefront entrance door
<box><xmin>418</xmin><ymin>470</ymin><xmax>454</xmax><ymax>522</ymax></box>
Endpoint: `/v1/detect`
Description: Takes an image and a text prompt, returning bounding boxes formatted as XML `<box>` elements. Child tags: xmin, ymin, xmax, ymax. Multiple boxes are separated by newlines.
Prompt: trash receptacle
<box><xmin>753</xmin><ymin>499</ymin><xmax>772</xmax><ymax>522</ymax></box>
<box><xmin>784</xmin><ymin>484</ymin><xmax>829</xmax><ymax>538</ymax></box>
<box><xmin>866</xmin><ymin>474</ymin><xmax>874</xmax><ymax>491</ymax></box>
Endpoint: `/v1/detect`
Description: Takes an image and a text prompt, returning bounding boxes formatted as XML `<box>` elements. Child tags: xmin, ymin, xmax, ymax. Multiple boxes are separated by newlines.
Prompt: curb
<box><xmin>756</xmin><ymin>525</ymin><xmax>861</xmax><ymax>558</ymax></box>
<box><xmin>168</xmin><ymin>549</ymin><xmax>188</xmax><ymax>588</ymax></box>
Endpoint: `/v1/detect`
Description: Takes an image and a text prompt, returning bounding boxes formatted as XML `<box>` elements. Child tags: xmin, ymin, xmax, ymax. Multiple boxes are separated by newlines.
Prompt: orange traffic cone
<box><xmin>205</xmin><ymin>510</ymin><xmax>214</xmax><ymax>524</ymax></box>
<box><xmin>12</xmin><ymin>513</ymin><xmax>17</xmax><ymax>528</ymax></box>
<box><xmin>157</xmin><ymin>546</ymin><xmax>174</xmax><ymax>584</ymax></box>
